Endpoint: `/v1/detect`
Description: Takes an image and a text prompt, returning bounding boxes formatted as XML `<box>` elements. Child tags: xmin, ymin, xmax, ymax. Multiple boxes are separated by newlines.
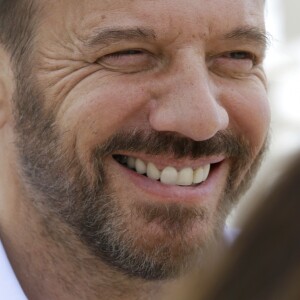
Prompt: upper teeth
<box><xmin>121</xmin><ymin>156</ymin><xmax>210</xmax><ymax>186</ymax></box>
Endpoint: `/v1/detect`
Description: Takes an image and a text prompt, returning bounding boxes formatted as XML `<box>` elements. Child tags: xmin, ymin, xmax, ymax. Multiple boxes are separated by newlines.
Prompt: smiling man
<box><xmin>0</xmin><ymin>0</ymin><xmax>270</xmax><ymax>299</ymax></box>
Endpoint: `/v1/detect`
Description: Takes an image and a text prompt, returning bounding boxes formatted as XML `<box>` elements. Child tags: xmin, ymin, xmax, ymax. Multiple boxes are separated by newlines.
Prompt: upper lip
<box><xmin>113</xmin><ymin>152</ymin><xmax>226</xmax><ymax>169</ymax></box>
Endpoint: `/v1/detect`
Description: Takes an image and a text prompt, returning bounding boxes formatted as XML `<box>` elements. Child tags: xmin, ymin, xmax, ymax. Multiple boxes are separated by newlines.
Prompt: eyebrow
<box><xmin>83</xmin><ymin>25</ymin><xmax>270</xmax><ymax>51</ymax></box>
<box><xmin>84</xmin><ymin>27</ymin><xmax>157</xmax><ymax>48</ymax></box>
<box><xmin>223</xmin><ymin>26</ymin><xmax>271</xmax><ymax>49</ymax></box>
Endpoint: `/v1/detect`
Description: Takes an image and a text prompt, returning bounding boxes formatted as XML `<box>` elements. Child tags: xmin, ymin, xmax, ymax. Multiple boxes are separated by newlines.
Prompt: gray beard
<box><xmin>12</xmin><ymin>65</ymin><xmax>268</xmax><ymax>280</ymax></box>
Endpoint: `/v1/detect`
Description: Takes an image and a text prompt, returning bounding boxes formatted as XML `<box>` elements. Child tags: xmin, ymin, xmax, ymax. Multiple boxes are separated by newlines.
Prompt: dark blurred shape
<box><xmin>201</xmin><ymin>152</ymin><xmax>300</xmax><ymax>300</ymax></box>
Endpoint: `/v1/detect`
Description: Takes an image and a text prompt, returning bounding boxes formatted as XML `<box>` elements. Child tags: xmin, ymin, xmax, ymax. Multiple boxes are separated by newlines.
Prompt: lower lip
<box><xmin>114</xmin><ymin>159</ymin><xmax>227</xmax><ymax>205</ymax></box>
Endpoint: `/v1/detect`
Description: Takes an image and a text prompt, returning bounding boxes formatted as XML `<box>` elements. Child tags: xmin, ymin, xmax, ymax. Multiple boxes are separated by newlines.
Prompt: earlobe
<box><xmin>0</xmin><ymin>45</ymin><xmax>14</xmax><ymax>129</ymax></box>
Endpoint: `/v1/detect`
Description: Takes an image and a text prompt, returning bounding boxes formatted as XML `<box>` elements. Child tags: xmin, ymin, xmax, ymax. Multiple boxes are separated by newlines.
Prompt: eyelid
<box><xmin>224</xmin><ymin>50</ymin><xmax>257</xmax><ymax>62</ymax></box>
<box><xmin>103</xmin><ymin>49</ymin><xmax>146</xmax><ymax>58</ymax></box>
<box><xmin>231</xmin><ymin>50</ymin><xmax>266</xmax><ymax>66</ymax></box>
<box><xmin>208</xmin><ymin>48</ymin><xmax>262</xmax><ymax>66</ymax></box>
<box><xmin>207</xmin><ymin>49</ymin><xmax>262</xmax><ymax>78</ymax></box>
<box><xmin>98</xmin><ymin>48</ymin><xmax>153</xmax><ymax>64</ymax></box>
<box><xmin>96</xmin><ymin>48</ymin><xmax>157</xmax><ymax>73</ymax></box>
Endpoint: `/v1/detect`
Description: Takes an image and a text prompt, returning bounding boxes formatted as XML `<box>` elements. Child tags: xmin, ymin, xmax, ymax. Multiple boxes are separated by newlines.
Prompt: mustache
<box><xmin>94</xmin><ymin>129</ymin><xmax>251</xmax><ymax>160</ymax></box>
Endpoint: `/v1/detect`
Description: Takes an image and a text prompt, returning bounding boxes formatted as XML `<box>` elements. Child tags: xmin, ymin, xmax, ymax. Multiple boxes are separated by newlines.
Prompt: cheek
<box><xmin>224</xmin><ymin>83</ymin><xmax>270</xmax><ymax>152</ymax></box>
<box><xmin>57</xmin><ymin>78</ymin><xmax>151</xmax><ymax>156</ymax></box>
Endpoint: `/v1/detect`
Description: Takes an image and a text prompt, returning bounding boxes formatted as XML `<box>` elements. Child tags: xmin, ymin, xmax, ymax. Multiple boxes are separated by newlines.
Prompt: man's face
<box><xmin>12</xmin><ymin>0</ymin><xmax>269</xmax><ymax>279</ymax></box>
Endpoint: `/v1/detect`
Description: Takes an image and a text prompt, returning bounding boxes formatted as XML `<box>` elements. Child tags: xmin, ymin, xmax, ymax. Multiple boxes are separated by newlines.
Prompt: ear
<box><xmin>0</xmin><ymin>45</ymin><xmax>14</xmax><ymax>129</ymax></box>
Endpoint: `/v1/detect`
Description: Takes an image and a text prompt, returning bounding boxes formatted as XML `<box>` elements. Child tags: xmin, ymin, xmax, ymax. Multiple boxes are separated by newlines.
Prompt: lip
<box><xmin>111</xmin><ymin>154</ymin><xmax>229</xmax><ymax>205</ymax></box>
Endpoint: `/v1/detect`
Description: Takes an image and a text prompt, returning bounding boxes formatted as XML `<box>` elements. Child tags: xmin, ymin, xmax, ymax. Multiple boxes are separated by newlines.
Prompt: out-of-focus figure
<box><xmin>198</xmin><ymin>152</ymin><xmax>300</xmax><ymax>300</ymax></box>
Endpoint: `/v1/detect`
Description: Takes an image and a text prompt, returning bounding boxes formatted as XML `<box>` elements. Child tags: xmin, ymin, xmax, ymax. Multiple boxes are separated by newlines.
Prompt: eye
<box><xmin>210</xmin><ymin>50</ymin><xmax>258</xmax><ymax>77</ymax></box>
<box><xmin>225</xmin><ymin>51</ymin><xmax>257</xmax><ymax>63</ymax></box>
<box><xmin>105</xmin><ymin>49</ymin><xmax>144</xmax><ymax>58</ymax></box>
<box><xmin>97</xmin><ymin>49</ymin><xmax>154</xmax><ymax>73</ymax></box>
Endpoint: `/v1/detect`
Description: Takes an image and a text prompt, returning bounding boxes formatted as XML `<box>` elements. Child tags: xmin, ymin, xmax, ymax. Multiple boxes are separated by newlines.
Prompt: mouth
<box><xmin>113</xmin><ymin>154</ymin><xmax>219</xmax><ymax>187</ymax></box>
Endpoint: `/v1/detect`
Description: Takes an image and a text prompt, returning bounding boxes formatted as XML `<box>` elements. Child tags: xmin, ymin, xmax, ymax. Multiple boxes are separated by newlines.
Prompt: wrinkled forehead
<box><xmin>36</xmin><ymin>0</ymin><xmax>266</xmax><ymax>46</ymax></box>
<box><xmin>39</xmin><ymin>0</ymin><xmax>266</xmax><ymax>13</ymax></box>
<box><xmin>43</xmin><ymin>0</ymin><xmax>265</xmax><ymax>18</ymax></box>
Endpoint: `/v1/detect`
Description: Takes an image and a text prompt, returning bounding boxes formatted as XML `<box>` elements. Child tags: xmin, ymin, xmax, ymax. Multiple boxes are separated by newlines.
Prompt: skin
<box><xmin>0</xmin><ymin>0</ymin><xmax>269</xmax><ymax>299</ymax></box>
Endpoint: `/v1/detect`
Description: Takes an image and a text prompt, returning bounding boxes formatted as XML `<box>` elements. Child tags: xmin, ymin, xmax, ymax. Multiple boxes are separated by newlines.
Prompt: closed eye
<box><xmin>209</xmin><ymin>50</ymin><xmax>260</xmax><ymax>77</ymax></box>
<box><xmin>225</xmin><ymin>51</ymin><xmax>257</xmax><ymax>64</ymax></box>
<box><xmin>104</xmin><ymin>49</ymin><xmax>144</xmax><ymax>58</ymax></box>
<box><xmin>97</xmin><ymin>49</ymin><xmax>155</xmax><ymax>73</ymax></box>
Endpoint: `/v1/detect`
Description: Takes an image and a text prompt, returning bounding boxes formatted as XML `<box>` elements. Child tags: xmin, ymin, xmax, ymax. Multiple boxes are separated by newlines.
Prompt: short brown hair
<box><xmin>0</xmin><ymin>0</ymin><xmax>37</xmax><ymax>66</ymax></box>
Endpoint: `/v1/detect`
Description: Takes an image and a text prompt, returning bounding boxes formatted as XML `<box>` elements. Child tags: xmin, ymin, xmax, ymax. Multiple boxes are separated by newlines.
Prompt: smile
<box><xmin>113</xmin><ymin>155</ymin><xmax>211</xmax><ymax>187</ymax></box>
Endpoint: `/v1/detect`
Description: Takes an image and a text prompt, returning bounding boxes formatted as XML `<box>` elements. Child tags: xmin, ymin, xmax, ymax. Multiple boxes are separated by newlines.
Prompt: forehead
<box><xmin>37</xmin><ymin>0</ymin><xmax>265</xmax><ymax>43</ymax></box>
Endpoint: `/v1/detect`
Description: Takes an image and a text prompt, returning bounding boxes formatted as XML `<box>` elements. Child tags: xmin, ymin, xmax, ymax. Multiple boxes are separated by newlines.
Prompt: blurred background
<box><xmin>229</xmin><ymin>0</ymin><xmax>300</xmax><ymax>227</ymax></box>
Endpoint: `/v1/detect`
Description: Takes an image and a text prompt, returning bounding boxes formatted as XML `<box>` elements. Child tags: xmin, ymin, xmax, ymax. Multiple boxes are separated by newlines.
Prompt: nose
<box><xmin>148</xmin><ymin>53</ymin><xmax>229</xmax><ymax>141</ymax></box>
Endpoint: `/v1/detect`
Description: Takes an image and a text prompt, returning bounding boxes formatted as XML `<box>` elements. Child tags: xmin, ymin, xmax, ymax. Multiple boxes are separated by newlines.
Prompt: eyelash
<box><xmin>98</xmin><ymin>48</ymin><xmax>259</xmax><ymax>76</ymax></box>
<box><xmin>226</xmin><ymin>51</ymin><xmax>257</xmax><ymax>64</ymax></box>
<box><xmin>105</xmin><ymin>49</ymin><xmax>144</xmax><ymax>58</ymax></box>
<box><xmin>106</xmin><ymin>49</ymin><xmax>257</xmax><ymax>63</ymax></box>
